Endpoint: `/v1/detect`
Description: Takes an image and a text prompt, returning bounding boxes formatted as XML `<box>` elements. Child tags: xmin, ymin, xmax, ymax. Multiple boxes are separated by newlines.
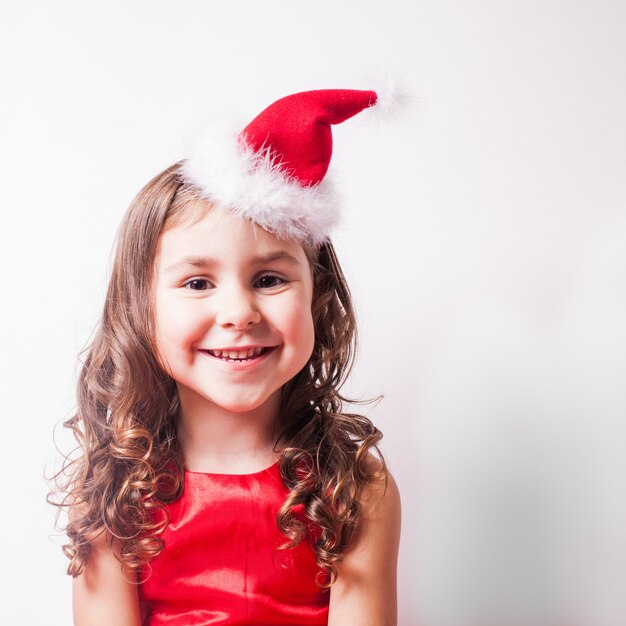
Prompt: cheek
<box><xmin>155</xmin><ymin>297</ymin><xmax>204</xmax><ymax>353</ymax></box>
<box><xmin>279</xmin><ymin>299</ymin><xmax>315</xmax><ymax>354</ymax></box>
<box><xmin>153</xmin><ymin>303</ymin><xmax>179</xmax><ymax>371</ymax></box>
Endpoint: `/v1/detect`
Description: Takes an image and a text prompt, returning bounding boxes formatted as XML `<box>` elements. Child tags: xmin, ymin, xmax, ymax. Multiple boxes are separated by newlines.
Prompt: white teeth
<box><xmin>207</xmin><ymin>347</ymin><xmax>266</xmax><ymax>360</ymax></box>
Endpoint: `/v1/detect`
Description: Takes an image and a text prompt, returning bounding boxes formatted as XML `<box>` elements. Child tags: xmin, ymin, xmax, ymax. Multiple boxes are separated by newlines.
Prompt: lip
<box><xmin>199</xmin><ymin>346</ymin><xmax>278</xmax><ymax>371</ymax></box>
<box><xmin>203</xmin><ymin>345</ymin><xmax>275</xmax><ymax>351</ymax></box>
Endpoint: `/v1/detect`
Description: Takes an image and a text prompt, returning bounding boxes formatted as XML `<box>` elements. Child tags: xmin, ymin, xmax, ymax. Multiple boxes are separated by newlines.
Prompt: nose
<box><xmin>214</xmin><ymin>285</ymin><xmax>262</xmax><ymax>330</ymax></box>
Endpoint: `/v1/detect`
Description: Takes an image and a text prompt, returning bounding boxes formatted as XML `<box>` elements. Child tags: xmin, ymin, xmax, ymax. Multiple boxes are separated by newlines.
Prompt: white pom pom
<box><xmin>364</xmin><ymin>75</ymin><xmax>419</xmax><ymax>124</ymax></box>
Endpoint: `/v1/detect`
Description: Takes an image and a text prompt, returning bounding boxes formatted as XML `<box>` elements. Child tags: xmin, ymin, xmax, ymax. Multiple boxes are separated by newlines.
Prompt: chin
<box><xmin>211</xmin><ymin>393</ymin><xmax>272</xmax><ymax>414</ymax></box>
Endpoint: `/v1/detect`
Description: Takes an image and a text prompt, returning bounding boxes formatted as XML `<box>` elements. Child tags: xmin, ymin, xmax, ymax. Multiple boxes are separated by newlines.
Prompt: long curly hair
<box><xmin>48</xmin><ymin>161</ymin><xmax>388</xmax><ymax>589</ymax></box>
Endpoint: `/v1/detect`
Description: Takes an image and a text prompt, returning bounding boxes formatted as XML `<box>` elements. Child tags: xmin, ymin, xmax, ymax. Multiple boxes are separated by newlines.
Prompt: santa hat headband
<box><xmin>181</xmin><ymin>89</ymin><xmax>379</xmax><ymax>246</ymax></box>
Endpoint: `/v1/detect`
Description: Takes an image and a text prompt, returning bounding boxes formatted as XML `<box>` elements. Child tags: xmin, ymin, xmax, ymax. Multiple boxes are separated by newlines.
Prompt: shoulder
<box><xmin>328</xmin><ymin>453</ymin><xmax>401</xmax><ymax>626</ymax></box>
<box><xmin>70</xmin><ymin>503</ymin><xmax>143</xmax><ymax>626</ymax></box>
<box><xmin>362</xmin><ymin>454</ymin><xmax>402</xmax><ymax>554</ymax></box>
<box><xmin>360</xmin><ymin>453</ymin><xmax>401</xmax><ymax>515</ymax></box>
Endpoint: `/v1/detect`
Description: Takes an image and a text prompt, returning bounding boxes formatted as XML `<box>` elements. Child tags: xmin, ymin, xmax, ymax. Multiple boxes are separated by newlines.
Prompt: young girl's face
<box><xmin>152</xmin><ymin>202</ymin><xmax>315</xmax><ymax>415</ymax></box>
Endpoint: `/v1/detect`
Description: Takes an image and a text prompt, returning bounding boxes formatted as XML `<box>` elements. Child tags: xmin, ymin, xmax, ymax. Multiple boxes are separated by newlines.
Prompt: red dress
<box><xmin>138</xmin><ymin>461</ymin><xmax>330</xmax><ymax>625</ymax></box>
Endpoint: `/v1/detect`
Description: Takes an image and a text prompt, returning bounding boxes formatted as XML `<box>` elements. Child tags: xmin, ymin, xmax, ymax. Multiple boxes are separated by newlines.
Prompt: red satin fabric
<box><xmin>138</xmin><ymin>461</ymin><xmax>330</xmax><ymax>625</ymax></box>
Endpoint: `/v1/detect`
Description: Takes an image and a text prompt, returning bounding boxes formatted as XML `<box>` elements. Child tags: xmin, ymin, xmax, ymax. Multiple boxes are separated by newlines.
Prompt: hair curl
<box><xmin>48</xmin><ymin>162</ymin><xmax>388</xmax><ymax>589</ymax></box>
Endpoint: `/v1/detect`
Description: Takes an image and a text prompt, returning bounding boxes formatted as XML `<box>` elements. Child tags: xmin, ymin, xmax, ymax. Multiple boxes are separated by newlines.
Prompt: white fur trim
<box><xmin>180</xmin><ymin>119</ymin><xmax>341</xmax><ymax>246</ymax></box>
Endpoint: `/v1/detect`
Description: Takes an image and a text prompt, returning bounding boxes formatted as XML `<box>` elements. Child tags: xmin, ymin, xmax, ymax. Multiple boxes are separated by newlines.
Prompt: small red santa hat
<box><xmin>181</xmin><ymin>89</ymin><xmax>380</xmax><ymax>246</ymax></box>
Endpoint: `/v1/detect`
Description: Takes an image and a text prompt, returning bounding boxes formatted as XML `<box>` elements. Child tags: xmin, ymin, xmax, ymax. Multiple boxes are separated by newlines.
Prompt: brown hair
<box><xmin>48</xmin><ymin>162</ymin><xmax>388</xmax><ymax>589</ymax></box>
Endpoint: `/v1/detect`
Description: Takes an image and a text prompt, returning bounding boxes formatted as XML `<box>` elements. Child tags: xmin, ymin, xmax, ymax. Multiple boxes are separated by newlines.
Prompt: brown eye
<box><xmin>256</xmin><ymin>274</ymin><xmax>285</xmax><ymax>289</ymax></box>
<box><xmin>184</xmin><ymin>279</ymin><xmax>211</xmax><ymax>291</ymax></box>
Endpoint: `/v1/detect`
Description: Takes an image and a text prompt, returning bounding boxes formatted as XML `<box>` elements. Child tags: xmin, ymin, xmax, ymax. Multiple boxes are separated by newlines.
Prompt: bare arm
<box><xmin>72</xmin><ymin>527</ymin><xmax>142</xmax><ymax>626</ymax></box>
<box><xmin>328</xmin><ymin>456</ymin><xmax>402</xmax><ymax>626</ymax></box>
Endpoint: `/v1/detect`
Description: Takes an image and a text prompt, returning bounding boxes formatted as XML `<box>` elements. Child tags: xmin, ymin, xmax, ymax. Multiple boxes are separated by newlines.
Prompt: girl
<box><xmin>51</xmin><ymin>89</ymin><xmax>401</xmax><ymax>625</ymax></box>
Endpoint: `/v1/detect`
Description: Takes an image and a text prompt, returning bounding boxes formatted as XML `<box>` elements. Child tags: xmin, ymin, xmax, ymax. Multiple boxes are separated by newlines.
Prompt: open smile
<box><xmin>199</xmin><ymin>346</ymin><xmax>278</xmax><ymax>369</ymax></box>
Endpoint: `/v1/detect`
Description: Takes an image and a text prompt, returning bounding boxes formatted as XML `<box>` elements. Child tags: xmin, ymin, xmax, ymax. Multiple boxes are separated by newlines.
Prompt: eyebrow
<box><xmin>165</xmin><ymin>251</ymin><xmax>303</xmax><ymax>274</ymax></box>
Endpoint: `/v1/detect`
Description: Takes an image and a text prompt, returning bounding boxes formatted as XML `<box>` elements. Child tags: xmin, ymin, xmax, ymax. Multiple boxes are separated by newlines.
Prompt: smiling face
<box><xmin>152</xmin><ymin>201</ymin><xmax>315</xmax><ymax>418</ymax></box>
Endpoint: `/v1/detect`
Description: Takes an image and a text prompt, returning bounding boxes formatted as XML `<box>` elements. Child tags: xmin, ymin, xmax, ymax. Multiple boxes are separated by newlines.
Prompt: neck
<box><xmin>175</xmin><ymin>386</ymin><xmax>284</xmax><ymax>473</ymax></box>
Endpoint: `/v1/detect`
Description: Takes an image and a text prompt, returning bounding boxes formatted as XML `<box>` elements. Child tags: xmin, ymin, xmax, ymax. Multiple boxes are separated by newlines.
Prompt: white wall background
<box><xmin>1</xmin><ymin>1</ymin><xmax>625</xmax><ymax>624</ymax></box>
